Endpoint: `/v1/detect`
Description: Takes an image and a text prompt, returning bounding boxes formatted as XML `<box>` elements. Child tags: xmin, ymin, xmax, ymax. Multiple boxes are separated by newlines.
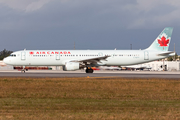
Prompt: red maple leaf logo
<box><xmin>158</xmin><ymin>36</ymin><xmax>169</xmax><ymax>47</ymax></box>
<box><xmin>29</xmin><ymin>52</ymin><xmax>34</xmax><ymax>55</ymax></box>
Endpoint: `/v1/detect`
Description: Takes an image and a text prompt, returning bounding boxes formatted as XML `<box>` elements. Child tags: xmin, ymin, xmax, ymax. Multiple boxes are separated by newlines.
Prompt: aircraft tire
<box><xmin>86</xmin><ymin>69</ymin><xmax>88</xmax><ymax>73</ymax></box>
<box><xmin>86</xmin><ymin>68</ymin><xmax>94</xmax><ymax>73</ymax></box>
<box><xmin>90</xmin><ymin>69</ymin><xmax>94</xmax><ymax>73</ymax></box>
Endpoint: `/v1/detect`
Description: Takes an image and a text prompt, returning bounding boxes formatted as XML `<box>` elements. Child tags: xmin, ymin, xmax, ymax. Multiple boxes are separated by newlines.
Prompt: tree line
<box><xmin>167</xmin><ymin>53</ymin><xmax>179</xmax><ymax>61</ymax></box>
<box><xmin>0</xmin><ymin>49</ymin><xmax>13</xmax><ymax>60</ymax></box>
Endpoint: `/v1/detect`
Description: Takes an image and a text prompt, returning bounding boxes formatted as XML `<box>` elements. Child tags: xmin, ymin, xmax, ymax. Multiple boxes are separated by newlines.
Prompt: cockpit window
<box><xmin>9</xmin><ymin>54</ymin><xmax>16</xmax><ymax>57</ymax></box>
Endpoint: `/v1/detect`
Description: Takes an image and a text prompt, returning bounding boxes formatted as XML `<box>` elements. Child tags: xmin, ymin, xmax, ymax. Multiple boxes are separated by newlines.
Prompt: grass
<box><xmin>0</xmin><ymin>77</ymin><xmax>180</xmax><ymax>119</ymax></box>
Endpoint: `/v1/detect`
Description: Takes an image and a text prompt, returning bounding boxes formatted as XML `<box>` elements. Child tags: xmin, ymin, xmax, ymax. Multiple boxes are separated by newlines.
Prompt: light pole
<box><xmin>174</xmin><ymin>43</ymin><xmax>175</xmax><ymax>61</ymax></box>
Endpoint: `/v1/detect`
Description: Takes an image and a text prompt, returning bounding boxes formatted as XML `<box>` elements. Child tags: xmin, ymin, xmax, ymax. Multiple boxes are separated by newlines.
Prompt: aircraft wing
<box><xmin>70</xmin><ymin>56</ymin><xmax>110</xmax><ymax>64</ymax></box>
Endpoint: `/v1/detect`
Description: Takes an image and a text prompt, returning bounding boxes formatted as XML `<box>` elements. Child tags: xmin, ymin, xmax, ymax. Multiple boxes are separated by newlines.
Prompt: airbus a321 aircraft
<box><xmin>3</xmin><ymin>27</ymin><xmax>175</xmax><ymax>73</ymax></box>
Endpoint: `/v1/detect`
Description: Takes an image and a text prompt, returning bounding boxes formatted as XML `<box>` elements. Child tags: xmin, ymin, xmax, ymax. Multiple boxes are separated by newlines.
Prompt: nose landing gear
<box><xmin>21</xmin><ymin>69</ymin><xmax>26</xmax><ymax>73</ymax></box>
<box><xmin>21</xmin><ymin>66</ymin><xmax>28</xmax><ymax>73</ymax></box>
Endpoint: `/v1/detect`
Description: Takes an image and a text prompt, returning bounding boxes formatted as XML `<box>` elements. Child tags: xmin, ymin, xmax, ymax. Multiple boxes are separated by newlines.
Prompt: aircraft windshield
<box><xmin>9</xmin><ymin>54</ymin><xmax>16</xmax><ymax>57</ymax></box>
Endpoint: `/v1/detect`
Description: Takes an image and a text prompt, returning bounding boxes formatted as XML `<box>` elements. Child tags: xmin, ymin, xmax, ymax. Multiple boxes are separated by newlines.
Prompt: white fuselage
<box><xmin>3</xmin><ymin>50</ymin><xmax>173</xmax><ymax>66</ymax></box>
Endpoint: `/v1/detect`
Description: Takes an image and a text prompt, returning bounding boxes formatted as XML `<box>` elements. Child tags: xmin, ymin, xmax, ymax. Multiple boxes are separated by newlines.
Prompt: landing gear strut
<box><xmin>21</xmin><ymin>69</ymin><xmax>25</xmax><ymax>73</ymax></box>
<box><xmin>21</xmin><ymin>66</ymin><xmax>26</xmax><ymax>73</ymax></box>
<box><xmin>86</xmin><ymin>67</ymin><xmax>94</xmax><ymax>73</ymax></box>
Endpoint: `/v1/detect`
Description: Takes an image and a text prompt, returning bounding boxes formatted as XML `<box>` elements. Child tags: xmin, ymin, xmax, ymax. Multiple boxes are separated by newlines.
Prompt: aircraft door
<box><xmin>21</xmin><ymin>51</ymin><xmax>26</xmax><ymax>60</ymax></box>
<box><xmin>144</xmin><ymin>51</ymin><xmax>149</xmax><ymax>60</ymax></box>
<box><xmin>98</xmin><ymin>52</ymin><xmax>103</xmax><ymax>57</ymax></box>
<box><xmin>56</xmin><ymin>53</ymin><xmax>60</xmax><ymax>60</ymax></box>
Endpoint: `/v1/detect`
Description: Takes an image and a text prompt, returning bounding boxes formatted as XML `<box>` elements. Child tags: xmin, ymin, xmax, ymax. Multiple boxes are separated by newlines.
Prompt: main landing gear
<box><xmin>86</xmin><ymin>67</ymin><xmax>94</xmax><ymax>73</ymax></box>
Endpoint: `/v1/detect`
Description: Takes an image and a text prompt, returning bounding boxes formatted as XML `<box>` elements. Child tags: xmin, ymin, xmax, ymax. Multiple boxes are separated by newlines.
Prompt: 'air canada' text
<box><xmin>29</xmin><ymin>51</ymin><xmax>71</xmax><ymax>55</ymax></box>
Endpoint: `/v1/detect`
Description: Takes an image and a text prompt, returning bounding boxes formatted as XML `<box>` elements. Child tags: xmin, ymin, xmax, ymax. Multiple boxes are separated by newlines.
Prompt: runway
<box><xmin>0</xmin><ymin>70</ymin><xmax>180</xmax><ymax>78</ymax></box>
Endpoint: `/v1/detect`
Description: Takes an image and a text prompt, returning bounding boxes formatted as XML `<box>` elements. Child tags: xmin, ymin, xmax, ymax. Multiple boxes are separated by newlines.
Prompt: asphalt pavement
<box><xmin>0</xmin><ymin>70</ymin><xmax>180</xmax><ymax>79</ymax></box>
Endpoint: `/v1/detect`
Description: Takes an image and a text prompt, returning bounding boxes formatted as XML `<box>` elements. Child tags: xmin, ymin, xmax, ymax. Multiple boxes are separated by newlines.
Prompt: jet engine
<box><xmin>63</xmin><ymin>62</ymin><xmax>80</xmax><ymax>71</ymax></box>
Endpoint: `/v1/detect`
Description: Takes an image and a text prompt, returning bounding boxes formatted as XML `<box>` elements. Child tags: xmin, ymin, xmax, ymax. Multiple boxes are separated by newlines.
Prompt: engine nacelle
<box><xmin>63</xmin><ymin>62</ymin><xmax>80</xmax><ymax>71</ymax></box>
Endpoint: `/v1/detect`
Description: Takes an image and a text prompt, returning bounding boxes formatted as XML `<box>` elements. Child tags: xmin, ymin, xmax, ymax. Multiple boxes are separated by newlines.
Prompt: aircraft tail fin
<box><xmin>146</xmin><ymin>27</ymin><xmax>173</xmax><ymax>51</ymax></box>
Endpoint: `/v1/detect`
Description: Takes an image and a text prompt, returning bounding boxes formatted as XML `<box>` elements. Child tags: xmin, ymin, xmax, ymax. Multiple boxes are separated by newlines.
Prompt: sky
<box><xmin>0</xmin><ymin>0</ymin><xmax>180</xmax><ymax>53</ymax></box>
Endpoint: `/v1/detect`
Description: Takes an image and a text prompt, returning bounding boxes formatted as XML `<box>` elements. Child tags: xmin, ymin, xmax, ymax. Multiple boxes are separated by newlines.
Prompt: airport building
<box><xmin>132</xmin><ymin>61</ymin><xmax>180</xmax><ymax>71</ymax></box>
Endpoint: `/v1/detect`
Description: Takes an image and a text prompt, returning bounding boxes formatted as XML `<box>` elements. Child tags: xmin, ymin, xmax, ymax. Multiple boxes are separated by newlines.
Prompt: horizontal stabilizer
<box><xmin>157</xmin><ymin>52</ymin><xmax>175</xmax><ymax>56</ymax></box>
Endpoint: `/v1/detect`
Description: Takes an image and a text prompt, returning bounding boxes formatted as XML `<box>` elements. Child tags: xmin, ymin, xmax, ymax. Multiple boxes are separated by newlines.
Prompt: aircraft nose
<box><xmin>3</xmin><ymin>57</ymin><xmax>10</xmax><ymax>65</ymax></box>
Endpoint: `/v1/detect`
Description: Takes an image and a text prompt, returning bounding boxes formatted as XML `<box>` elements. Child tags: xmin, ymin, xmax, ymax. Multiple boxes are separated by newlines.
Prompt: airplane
<box><xmin>3</xmin><ymin>27</ymin><xmax>175</xmax><ymax>73</ymax></box>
